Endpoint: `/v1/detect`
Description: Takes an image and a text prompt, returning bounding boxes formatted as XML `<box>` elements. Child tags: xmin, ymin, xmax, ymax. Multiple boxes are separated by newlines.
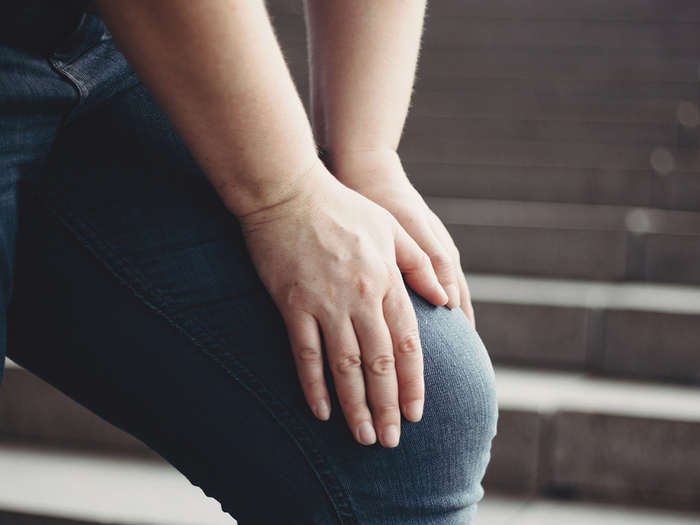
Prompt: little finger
<box><xmin>457</xmin><ymin>270</ymin><xmax>476</xmax><ymax>328</ymax></box>
<box><xmin>284</xmin><ymin>309</ymin><xmax>331</xmax><ymax>420</ymax></box>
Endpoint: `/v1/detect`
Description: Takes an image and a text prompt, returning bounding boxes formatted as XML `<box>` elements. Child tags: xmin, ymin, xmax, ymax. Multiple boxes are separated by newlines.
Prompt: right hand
<box><xmin>239</xmin><ymin>163</ymin><xmax>448</xmax><ymax>448</ymax></box>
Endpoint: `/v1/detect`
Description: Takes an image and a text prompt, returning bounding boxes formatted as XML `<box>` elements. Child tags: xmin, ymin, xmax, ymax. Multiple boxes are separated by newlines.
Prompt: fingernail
<box><xmin>444</xmin><ymin>284</ymin><xmax>459</xmax><ymax>308</ymax></box>
<box><xmin>315</xmin><ymin>400</ymin><xmax>330</xmax><ymax>421</ymax></box>
<box><xmin>382</xmin><ymin>425</ymin><xmax>400</xmax><ymax>448</ymax></box>
<box><xmin>358</xmin><ymin>421</ymin><xmax>377</xmax><ymax>445</ymax></box>
<box><xmin>404</xmin><ymin>400</ymin><xmax>423</xmax><ymax>422</ymax></box>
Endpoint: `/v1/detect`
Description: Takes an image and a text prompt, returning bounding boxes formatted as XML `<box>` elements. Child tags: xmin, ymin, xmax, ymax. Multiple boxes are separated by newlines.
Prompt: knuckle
<box><xmin>386</xmin><ymin>267</ymin><xmax>403</xmax><ymax>287</ymax></box>
<box><xmin>341</xmin><ymin>398</ymin><xmax>368</xmax><ymax>415</ymax></box>
<box><xmin>335</xmin><ymin>353</ymin><xmax>363</xmax><ymax>375</ymax></box>
<box><xmin>296</xmin><ymin>346</ymin><xmax>322</xmax><ymax>362</ymax></box>
<box><xmin>354</xmin><ymin>275</ymin><xmax>380</xmax><ymax>301</ymax></box>
<box><xmin>402</xmin><ymin>374</ymin><xmax>424</xmax><ymax>390</ymax></box>
<box><xmin>373</xmin><ymin>401</ymin><xmax>400</xmax><ymax>418</ymax></box>
<box><xmin>365</xmin><ymin>354</ymin><xmax>396</xmax><ymax>376</ymax></box>
<box><xmin>430</xmin><ymin>252</ymin><xmax>454</xmax><ymax>274</ymax></box>
<box><xmin>395</xmin><ymin>331</ymin><xmax>422</xmax><ymax>356</ymax></box>
<box><xmin>284</xmin><ymin>286</ymin><xmax>313</xmax><ymax>312</ymax></box>
<box><xmin>305</xmin><ymin>377</ymin><xmax>327</xmax><ymax>392</ymax></box>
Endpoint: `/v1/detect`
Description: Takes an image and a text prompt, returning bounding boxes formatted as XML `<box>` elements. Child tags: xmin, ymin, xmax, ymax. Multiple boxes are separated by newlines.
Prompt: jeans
<box><xmin>0</xmin><ymin>1</ymin><xmax>498</xmax><ymax>523</ymax></box>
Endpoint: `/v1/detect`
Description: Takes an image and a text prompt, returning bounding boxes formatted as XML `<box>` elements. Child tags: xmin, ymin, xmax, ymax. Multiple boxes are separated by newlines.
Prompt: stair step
<box><xmin>466</xmin><ymin>273</ymin><xmax>700</xmax><ymax>382</ymax></box>
<box><xmin>399</xmin><ymin>136</ymin><xmax>699</xmax><ymax>172</ymax></box>
<box><xmin>2</xmin><ymin>463</ymin><xmax>700</xmax><ymax>525</ymax></box>
<box><xmin>425</xmin><ymin>0</ymin><xmax>700</xmax><ymax>23</ymax></box>
<box><xmin>417</xmin><ymin>48</ymin><xmax>700</xmax><ymax>83</ymax></box>
<box><xmin>430</xmin><ymin>198</ymin><xmax>700</xmax><ymax>233</ymax></box>
<box><xmin>477</xmin><ymin>493</ymin><xmax>700</xmax><ymax>525</ymax></box>
<box><xmin>404</xmin><ymin>117</ymin><xmax>682</xmax><ymax>147</ymax></box>
<box><xmin>272</xmin><ymin>13</ymin><xmax>700</xmax><ymax>53</ymax></box>
<box><xmin>487</xmin><ymin>366</ymin><xmax>700</xmax><ymax>508</ymax></box>
<box><xmin>425</xmin><ymin>197</ymin><xmax>700</xmax><ymax>284</ymax></box>
<box><xmin>0</xmin><ymin>365</ymin><xmax>152</xmax><ymax>457</ymax></box>
<box><xmin>268</xmin><ymin>0</ymin><xmax>700</xmax><ymax>24</ymax></box>
<box><xmin>421</xmin><ymin>18</ymin><xmax>700</xmax><ymax>51</ymax></box>
<box><xmin>414</xmin><ymin>77</ymin><xmax>700</xmax><ymax>103</ymax></box>
<box><xmin>407</xmin><ymin>163</ymin><xmax>700</xmax><ymax>213</ymax></box>
<box><xmin>0</xmin><ymin>444</ymin><xmax>234</xmax><ymax>525</ymax></box>
<box><xmin>467</xmin><ymin>273</ymin><xmax>700</xmax><ymax>313</ymax></box>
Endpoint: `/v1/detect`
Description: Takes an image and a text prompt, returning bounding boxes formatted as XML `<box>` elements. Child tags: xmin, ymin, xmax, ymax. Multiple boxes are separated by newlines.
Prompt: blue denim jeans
<box><xmin>0</xmin><ymin>1</ymin><xmax>498</xmax><ymax>523</ymax></box>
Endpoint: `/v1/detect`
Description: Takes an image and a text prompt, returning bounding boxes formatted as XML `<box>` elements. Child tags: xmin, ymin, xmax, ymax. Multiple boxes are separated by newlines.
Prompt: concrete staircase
<box><xmin>1</xmin><ymin>0</ymin><xmax>700</xmax><ymax>522</ymax></box>
<box><xmin>401</xmin><ymin>0</ymin><xmax>700</xmax><ymax>513</ymax></box>
<box><xmin>464</xmin><ymin>275</ymin><xmax>700</xmax><ymax>507</ymax></box>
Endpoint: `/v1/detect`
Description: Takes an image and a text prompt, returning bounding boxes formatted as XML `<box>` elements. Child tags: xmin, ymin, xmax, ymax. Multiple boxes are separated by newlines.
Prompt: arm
<box><xmin>95</xmin><ymin>0</ymin><xmax>448</xmax><ymax>447</ymax></box>
<box><xmin>304</xmin><ymin>0</ymin><xmax>475</xmax><ymax>324</ymax></box>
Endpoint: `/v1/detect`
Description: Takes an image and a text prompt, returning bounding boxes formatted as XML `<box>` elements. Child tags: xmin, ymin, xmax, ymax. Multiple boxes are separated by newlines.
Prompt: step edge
<box><xmin>494</xmin><ymin>366</ymin><xmax>700</xmax><ymax>422</ymax></box>
<box><xmin>465</xmin><ymin>273</ymin><xmax>700</xmax><ymax>314</ymax></box>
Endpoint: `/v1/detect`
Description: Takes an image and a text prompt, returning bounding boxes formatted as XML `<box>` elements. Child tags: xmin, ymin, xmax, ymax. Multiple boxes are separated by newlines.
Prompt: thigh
<box><xmin>8</xmin><ymin>81</ymin><xmax>498</xmax><ymax>525</ymax></box>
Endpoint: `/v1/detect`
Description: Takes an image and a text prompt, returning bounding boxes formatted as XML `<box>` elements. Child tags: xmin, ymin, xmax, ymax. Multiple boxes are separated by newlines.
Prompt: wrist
<box><xmin>234</xmin><ymin>159</ymin><xmax>337</xmax><ymax>227</ymax></box>
<box><xmin>215</xmin><ymin>150</ymin><xmax>324</xmax><ymax>217</ymax></box>
<box><xmin>327</xmin><ymin>147</ymin><xmax>407</xmax><ymax>189</ymax></box>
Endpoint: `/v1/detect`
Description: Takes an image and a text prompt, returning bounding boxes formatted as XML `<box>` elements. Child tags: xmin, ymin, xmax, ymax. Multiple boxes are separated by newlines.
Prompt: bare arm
<box><xmin>305</xmin><ymin>0</ymin><xmax>475</xmax><ymax>323</ymax></box>
<box><xmin>96</xmin><ymin>0</ymin><xmax>448</xmax><ymax>447</ymax></box>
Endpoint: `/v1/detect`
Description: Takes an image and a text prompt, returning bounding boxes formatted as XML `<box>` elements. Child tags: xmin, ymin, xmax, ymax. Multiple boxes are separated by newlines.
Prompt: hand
<box><xmin>239</xmin><ymin>162</ymin><xmax>448</xmax><ymax>447</ymax></box>
<box><xmin>330</xmin><ymin>149</ymin><xmax>475</xmax><ymax>326</ymax></box>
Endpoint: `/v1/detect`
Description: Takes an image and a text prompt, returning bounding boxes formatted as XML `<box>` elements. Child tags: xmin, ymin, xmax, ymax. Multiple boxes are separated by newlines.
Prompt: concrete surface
<box><xmin>1</xmin><ymin>443</ymin><xmax>699</xmax><ymax>525</ymax></box>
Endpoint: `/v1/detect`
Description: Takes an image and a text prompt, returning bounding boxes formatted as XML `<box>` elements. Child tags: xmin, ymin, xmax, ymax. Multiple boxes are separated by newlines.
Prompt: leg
<box><xmin>9</xmin><ymin>71</ymin><xmax>497</xmax><ymax>525</ymax></box>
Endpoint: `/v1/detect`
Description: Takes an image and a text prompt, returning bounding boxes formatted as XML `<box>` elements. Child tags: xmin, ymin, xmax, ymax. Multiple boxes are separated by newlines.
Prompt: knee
<box><xmin>401</xmin><ymin>292</ymin><xmax>499</xmax><ymax>512</ymax></box>
<box><xmin>413</xmin><ymin>291</ymin><xmax>498</xmax><ymax>439</ymax></box>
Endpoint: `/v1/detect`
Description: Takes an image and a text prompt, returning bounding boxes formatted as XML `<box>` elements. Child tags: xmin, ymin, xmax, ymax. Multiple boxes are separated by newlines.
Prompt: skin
<box><xmin>96</xmin><ymin>0</ymin><xmax>474</xmax><ymax>448</ymax></box>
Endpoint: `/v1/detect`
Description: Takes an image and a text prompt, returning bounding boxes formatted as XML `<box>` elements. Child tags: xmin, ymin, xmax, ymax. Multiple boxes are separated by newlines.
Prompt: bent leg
<box><xmin>8</xmin><ymin>81</ymin><xmax>497</xmax><ymax>525</ymax></box>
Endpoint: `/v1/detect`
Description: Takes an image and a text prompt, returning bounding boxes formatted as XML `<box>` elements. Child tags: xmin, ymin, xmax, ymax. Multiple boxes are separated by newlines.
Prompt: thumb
<box><xmin>394</xmin><ymin>225</ymin><xmax>448</xmax><ymax>307</ymax></box>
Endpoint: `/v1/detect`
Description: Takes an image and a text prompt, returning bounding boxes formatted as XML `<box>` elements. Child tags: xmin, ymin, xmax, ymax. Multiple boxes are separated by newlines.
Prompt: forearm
<box><xmin>96</xmin><ymin>0</ymin><xmax>322</xmax><ymax>219</ymax></box>
<box><xmin>304</xmin><ymin>0</ymin><xmax>427</xmax><ymax>177</ymax></box>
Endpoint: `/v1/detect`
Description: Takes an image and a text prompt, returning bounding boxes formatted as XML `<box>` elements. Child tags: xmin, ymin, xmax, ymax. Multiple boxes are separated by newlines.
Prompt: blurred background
<box><xmin>1</xmin><ymin>0</ymin><xmax>700</xmax><ymax>523</ymax></box>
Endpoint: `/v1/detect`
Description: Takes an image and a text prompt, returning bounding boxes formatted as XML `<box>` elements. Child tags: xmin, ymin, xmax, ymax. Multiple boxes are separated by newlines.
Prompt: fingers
<box><xmin>324</xmin><ymin>317</ymin><xmax>378</xmax><ymax>446</ymax></box>
<box><xmin>286</xmin><ymin>309</ymin><xmax>331</xmax><ymax>421</ymax></box>
<box><xmin>433</xmin><ymin>249</ymin><xmax>461</xmax><ymax>310</ymax></box>
<box><xmin>420</xmin><ymin>230</ymin><xmax>461</xmax><ymax>310</ymax></box>
<box><xmin>287</xmin><ymin>287</ymin><xmax>421</xmax><ymax>448</ymax></box>
<box><xmin>394</xmin><ymin>215</ymin><xmax>461</xmax><ymax>310</ymax></box>
<box><xmin>352</xmin><ymin>306</ymin><xmax>402</xmax><ymax>448</ymax></box>
<box><xmin>383</xmin><ymin>282</ymin><xmax>424</xmax><ymax>424</ymax></box>
<box><xmin>457</xmin><ymin>270</ymin><xmax>476</xmax><ymax>328</ymax></box>
<box><xmin>394</xmin><ymin>226</ymin><xmax>448</xmax><ymax>307</ymax></box>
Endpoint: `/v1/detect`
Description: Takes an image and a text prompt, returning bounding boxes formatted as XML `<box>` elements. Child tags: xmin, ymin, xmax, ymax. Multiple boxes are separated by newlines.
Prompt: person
<box><xmin>0</xmin><ymin>0</ymin><xmax>498</xmax><ymax>523</ymax></box>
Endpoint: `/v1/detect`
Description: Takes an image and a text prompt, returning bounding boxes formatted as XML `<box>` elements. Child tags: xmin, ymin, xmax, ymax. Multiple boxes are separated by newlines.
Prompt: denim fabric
<box><xmin>1</xmin><ymin>1</ymin><xmax>498</xmax><ymax>523</ymax></box>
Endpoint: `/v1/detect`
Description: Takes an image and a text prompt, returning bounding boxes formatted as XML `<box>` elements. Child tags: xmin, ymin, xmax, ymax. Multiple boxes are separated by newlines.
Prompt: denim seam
<box><xmin>37</xmin><ymin>186</ymin><xmax>359</xmax><ymax>524</ymax></box>
<box><xmin>46</xmin><ymin>61</ymin><xmax>85</xmax><ymax>135</ymax></box>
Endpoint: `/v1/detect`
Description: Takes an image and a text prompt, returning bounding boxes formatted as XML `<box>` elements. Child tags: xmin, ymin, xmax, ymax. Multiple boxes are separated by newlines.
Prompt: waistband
<box><xmin>0</xmin><ymin>0</ymin><xmax>106</xmax><ymax>58</ymax></box>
